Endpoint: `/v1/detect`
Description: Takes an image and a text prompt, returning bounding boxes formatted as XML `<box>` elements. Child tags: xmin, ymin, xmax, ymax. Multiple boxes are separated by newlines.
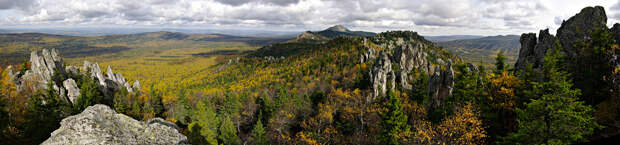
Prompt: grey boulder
<box><xmin>41</xmin><ymin>104</ymin><xmax>188</xmax><ymax>145</ymax></box>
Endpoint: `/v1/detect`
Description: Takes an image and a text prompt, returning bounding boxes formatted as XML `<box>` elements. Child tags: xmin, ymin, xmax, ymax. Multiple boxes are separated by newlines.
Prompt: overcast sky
<box><xmin>0</xmin><ymin>0</ymin><xmax>619</xmax><ymax>36</ymax></box>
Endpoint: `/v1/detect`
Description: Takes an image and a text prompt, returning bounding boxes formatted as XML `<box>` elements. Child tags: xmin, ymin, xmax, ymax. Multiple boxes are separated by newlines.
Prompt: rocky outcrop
<box><xmin>467</xmin><ymin>63</ymin><xmax>479</xmax><ymax>73</ymax></box>
<box><xmin>428</xmin><ymin>61</ymin><xmax>455</xmax><ymax>108</ymax></box>
<box><xmin>360</xmin><ymin>38</ymin><xmax>376</xmax><ymax>64</ymax></box>
<box><xmin>515</xmin><ymin>29</ymin><xmax>555</xmax><ymax>70</ymax></box>
<box><xmin>132</xmin><ymin>80</ymin><xmax>141</xmax><ymax>91</ymax></box>
<box><xmin>611</xmin><ymin>23</ymin><xmax>620</xmax><ymax>44</ymax></box>
<box><xmin>556</xmin><ymin>6</ymin><xmax>607</xmax><ymax>59</ymax></box>
<box><xmin>18</xmin><ymin>48</ymin><xmax>66</xmax><ymax>90</ymax></box>
<box><xmin>31</xmin><ymin>48</ymin><xmax>64</xmax><ymax>84</ymax></box>
<box><xmin>366</xmin><ymin>31</ymin><xmax>454</xmax><ymax>102</ymax></box>
<box><xmin>8</xmin><ymin>48</ymin><xmax>140</xmax><ymax>105</ymax></box>
<box><xmin>41</xmin><ymin>104</ymin><xmax>188</xmax><ymax>145</ymax></box>
<box><xmin>516</xmin><ymin>6</ymin><xmax>608</xmax><ymax>72</ymax></box>
<box><xmin>63</xmin><ymin>79</ymin><xmax>80</xmax><ymax>104</ymax></box>
<box><xmin>370</xmin><ymin>52</ymin><xmax>396</xmax><ymax>98</ymax></box>
<box><xmin>106</xmin><ymin>66</ymin><xmax>133</xmax><ymax>92</ymax></box>
<box><xmin>393</xmin><ymin>39</ymin><xmax>432</xmax><ymax>90</ymax></box>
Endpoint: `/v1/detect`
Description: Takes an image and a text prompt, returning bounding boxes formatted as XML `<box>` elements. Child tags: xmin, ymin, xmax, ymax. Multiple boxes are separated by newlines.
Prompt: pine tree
<box><xmin>218</xmin><ymin>116</ymin><xmax>241</xmax><ymax>145</ymax></box>
<box><xmin>250</xmin><ymin>119</ymin><xmax>268</xmax><ymax>145</ymax></box>
<box><xmin>380</xmin><ymin>91</ymin><xmax>410</xmax><ymax>145</ymax></box>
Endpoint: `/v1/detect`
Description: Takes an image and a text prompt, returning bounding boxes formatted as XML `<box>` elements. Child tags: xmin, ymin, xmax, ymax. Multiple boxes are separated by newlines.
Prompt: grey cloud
<box><xmin>505</xmin><ymin>20</ymin><xmax>532</xmax><ymax>27</ymax></box>
<box><xmin>0</xmin><ymin>0</ymin><xmax>37</xmax><ymax>10</ymax></box>
<box><xmin>79</xmin><ymin>10</ymin><xmax>111</xmax><ymax>18</ymax></box>
<box><xmin>612</xmin><ymin>2</ymin><xmax>620</xmax><ymax>10</ymax></box>
<box><xmin>3</xmin><ymin>0</ymin><xmax>594</xmax><ymax>36</ymax></box>
<box><xmin>214</xmin><ymin>0</ymin><xmax>300</xmax><ymax>6</ymax></box>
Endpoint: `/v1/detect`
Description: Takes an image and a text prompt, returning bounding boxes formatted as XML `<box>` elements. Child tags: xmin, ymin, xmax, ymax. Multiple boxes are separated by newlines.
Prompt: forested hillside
<box><xmin>0</xmin><ymin>6</ymin><xmax>619</xmax><ymax>145</ymax></box>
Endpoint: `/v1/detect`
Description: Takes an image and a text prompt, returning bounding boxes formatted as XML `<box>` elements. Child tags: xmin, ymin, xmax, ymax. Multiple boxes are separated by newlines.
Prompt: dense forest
<box><xmin>1</xmin><ymin>6</ymin><xmax>619</xmax><ymax>145</ymax></box>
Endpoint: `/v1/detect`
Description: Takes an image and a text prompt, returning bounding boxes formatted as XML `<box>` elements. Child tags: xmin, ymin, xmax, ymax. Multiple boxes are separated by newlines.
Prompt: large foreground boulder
<box><xmin>41</xmin><ymin>104</ymin><xmax>188</xmax><ymax>145</ymax></box>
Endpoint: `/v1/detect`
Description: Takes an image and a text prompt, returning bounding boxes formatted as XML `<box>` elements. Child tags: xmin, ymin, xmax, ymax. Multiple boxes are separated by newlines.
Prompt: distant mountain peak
<box><xmin>293</xmin><ymin>25</ymin><xmax>375</xmax><ymax>42</ymax></box>
<box><xmin>326</xmin><ymin>25</ymin><xmax>349</xmax><ymax>32</ymax></box>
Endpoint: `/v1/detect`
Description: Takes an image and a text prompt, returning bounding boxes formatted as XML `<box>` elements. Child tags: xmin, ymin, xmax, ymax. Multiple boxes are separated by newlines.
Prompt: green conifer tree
<box><xmin>380</xmin><ymin>91</ymin><xmax>410</xmax><ymax>145</ymax></box>
<box><xmin>189</xmin><ymin>101</ymin><xmax>219</xmax><ymax>145</ymax></box>
<box><xmin>250</xmin><ymin>119</ymin><xmax>268</xmax><ymax>145</ymax></box>
<box><xmin>218</xmin><ymin>116</ymin><xmax>241</xmax><ymax>145</ymax></box>
<box><xmin>495</xmin><ymin>51</ymin><xmax>507</xmax><ymax>73</ymax></box>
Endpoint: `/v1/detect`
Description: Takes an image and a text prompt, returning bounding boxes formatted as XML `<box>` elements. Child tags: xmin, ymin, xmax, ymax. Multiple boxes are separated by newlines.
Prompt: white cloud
<box><xmin>0</xmin><ymin>0</ymin><xmax>619</xmax><ymax>35</ymax></box>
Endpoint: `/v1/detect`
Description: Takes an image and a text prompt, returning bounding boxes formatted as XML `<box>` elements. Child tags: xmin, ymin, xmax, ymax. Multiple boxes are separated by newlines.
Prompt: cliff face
<box><xmin>41</xmin><ymin>104</ymin><xmax>188</xmax><ymax>145</ymax></box>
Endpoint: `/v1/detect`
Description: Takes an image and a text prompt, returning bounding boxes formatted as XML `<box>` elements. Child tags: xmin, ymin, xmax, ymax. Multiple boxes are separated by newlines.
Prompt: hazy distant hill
<box><xmin>424</xmin><ymin>35</ymin><xmax>484</xmax><ymax>42</ymax></box>
<box><xmin>0</xmin><ymin>31</ymin><xmax>288</xmax><ymax>66</ymax></box>
<box><xmin>436</xmin><ymin>35</ymin><xmax>520</xmax><ymax>68</ymax></box>
<box><xmin>0</xmin><ymin>27</ymin><xmax>300</xmax><ymax>37</ymax></box>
